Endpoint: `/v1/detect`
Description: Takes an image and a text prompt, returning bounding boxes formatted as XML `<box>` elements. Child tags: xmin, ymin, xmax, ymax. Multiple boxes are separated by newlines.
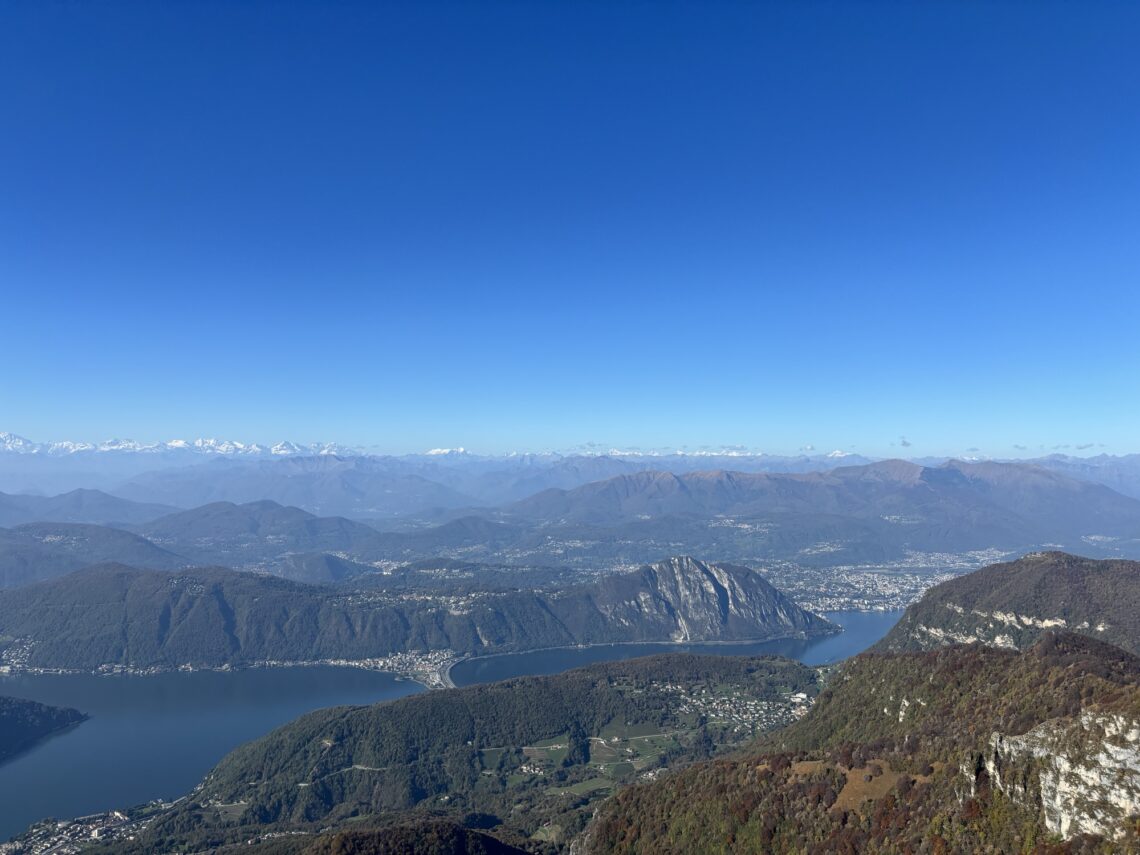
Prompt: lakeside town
<box><xmin>0</xmin><ymin>802</ymin><xmax>175</xmax><ymax>855</ymax></box>
<box><xmin>0</xmin><ymin>646</ymin><xmax>460</xmax><ymax>689</ymax></box>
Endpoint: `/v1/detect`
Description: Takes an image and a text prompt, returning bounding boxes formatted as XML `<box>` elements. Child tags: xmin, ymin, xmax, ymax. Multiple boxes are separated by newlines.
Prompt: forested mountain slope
<box><xmin>0</xmin><ymin>558</ymin><xmax>830</xmax><ymax>671</ymax></box>
<box><xmin>876</xmin><ymin>551</ymin><xmax>1140</xmax><ymax>654</ymax></box>
<box><xmin>0</xmin><ymin>523</ymin><xmax>184</xmax><ymax>588</ymax></box>
<box><xmin>94</xmin><ymin>655</ymin><xmax>819</xmax><ymax>853</ymax></box>
<box><xmin>584</xmin><ymin>632</ymin><xmax>1140</xmax><ymax>853</ymax></box>
<box><xmin>0</xmin><ymin>695</ymin><xmax>87</xmax><ymax>763</ymax></box>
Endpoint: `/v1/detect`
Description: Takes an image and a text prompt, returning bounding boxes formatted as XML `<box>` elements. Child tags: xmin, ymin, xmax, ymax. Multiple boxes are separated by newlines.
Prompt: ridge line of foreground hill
<box><xmin>875</xmin><ymin>550</ymin><xmax>1140</xmax><ymax>656</ymax></box>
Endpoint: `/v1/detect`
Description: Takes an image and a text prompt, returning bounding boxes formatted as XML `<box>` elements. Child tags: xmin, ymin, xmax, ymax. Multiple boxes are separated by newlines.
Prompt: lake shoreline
<box><xmin>0</xmin><ymin>611</ymin><xmax>903</xmax><ymax>841</ymax></box>
<box><xmin>0</xmin><ymin>666</ymin><xmax>422</xmax><ymax>842</ymax></box>
<box><xmin>447</xmin><ymin>610</ymin><xmax>905</xmax><ymax>687</ymax></box>
<box><xmin>443</xmin><ymin>625</ymin><xmax>845</xmax><ymax>688</ymax></box>
<box><xmin>2</xmin><ymin>609</ymin><xmax>899</xmax><ymax>692</ymax></box>
<box><xmin>0</xmin><ymin>657</ymin><xmax>451</xmax><ymax>690</ymax></box>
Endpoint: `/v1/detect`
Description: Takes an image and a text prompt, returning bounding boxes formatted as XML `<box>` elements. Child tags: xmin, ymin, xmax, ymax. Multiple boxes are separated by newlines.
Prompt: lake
<box><xmin>0</xmin><ymin>608</ymin><xmax>900</xmax><ymax>842</ymax></box>
<box><xmin>450</xmin><ymin>609</ymin><xmax>903</xmax><ymax>685</ymax></box>
<box><xmin>0</xmin><ymin>667</ymin><xmax>422</xmax><ymax>841</ymax></box>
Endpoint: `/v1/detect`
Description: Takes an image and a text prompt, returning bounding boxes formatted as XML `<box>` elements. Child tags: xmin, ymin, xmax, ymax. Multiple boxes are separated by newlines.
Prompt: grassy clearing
<box><xmin>551</xmin><ymin>777</ymin><xmax>612</xmax><ymax>796</ymax></box>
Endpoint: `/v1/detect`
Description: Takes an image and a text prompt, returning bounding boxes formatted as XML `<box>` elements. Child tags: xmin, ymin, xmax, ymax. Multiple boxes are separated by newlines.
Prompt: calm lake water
<box><xmin>450</xmin><ymin>610</ymin><xmax>903</xmax><ymax>685</ymax></box>
<box><xmin>0</xmin><ymin>609</ymin><xmax>900</xmax><ymax>842</ymax></box>
<box><xmin>0</xmin><ymin>667</ymin><xmax>421</xmax><ymax>841</ymax></box>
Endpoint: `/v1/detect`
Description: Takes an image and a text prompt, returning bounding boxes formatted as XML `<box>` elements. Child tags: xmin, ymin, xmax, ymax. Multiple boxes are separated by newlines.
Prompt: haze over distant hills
<box><xmin>0</xmin><ymin>522</ymin><xmax>185</xmax><ymax>588</ymax></box>
<box><xmin>129</xmin><ymin>500</ymin><xmax>391</xmax><ymax>566</ymax></box>
<box><xmin>0</xmin><ymin>488</ymin><xmax>176</xmax><ymax>527</ymax></box>
<box><xmin>5</xmin><ymin>432</ymin><xmax>1140</xmax><ymax>515</ymax></box>
<box><xmin>3</xmin><ymin>457</ymin><xmax>1140</xmax><ymax>587</ymax></box>
<box><xmin>4</xmin><ymin>432</ymin><xmax>1140</xmax><ymax>594</ymax></box>
<box><xmin>505</xmin><ymin>459</ymin><xmax>1135</xmax><ymax>532</ymax></box>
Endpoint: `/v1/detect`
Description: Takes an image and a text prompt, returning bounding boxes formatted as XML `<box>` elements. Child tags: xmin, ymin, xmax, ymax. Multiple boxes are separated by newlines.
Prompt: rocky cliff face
<box><xmin>982</xmin><ymin>711</ymin><xmax>1140</xmax><ymax>840</ymax></box>
<box><xmin>589</xmin><ymin>556</ymin><xmax>834</xmax><ymax>642</ymax></box>
<box><xmin>892</xmin><ymin>601</ymin><xmax>1107</xmax><ymax>651</ymax></box>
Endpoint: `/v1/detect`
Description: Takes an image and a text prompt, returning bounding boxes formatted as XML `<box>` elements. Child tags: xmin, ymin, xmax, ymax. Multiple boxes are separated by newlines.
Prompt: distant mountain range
<box><xmin>0</xmin><ymin>432</ymin><xmax>356</xmax><ymax>458</ymax></box>
<box><xmin>102</xmin><ymin>450</ymin><xmax>887</xmax><ymax>516</ymax></box>
<box><xmin>3</xmin><ymin>457</ymin><xmax>1140</xmax><ymax>588</ymax></box>
<box><xmin>478</xmin><ymin>460</ymin><xmax>1140</xmax><ymax>566</ymax></box>
<box><xmin>0</xmin><ymin>557</ymin><xmax>832</xmax><ymax>671</ymax></box>
<box><xmin>503</xmin><ymin>459</ymin><xmax>1140</xmax><ymax>543</ymax></box>
<box><xmin>1030</xmin><ymin>452</ymin><xmax>1140</xmax><ymax>499</ymax></box>
<box><xmin>114</xmin><ymin>456</ymin><xmax>480</xmax><ymax>517</ymax></box>
<box><xmin>5</xmin><ymin>430</ymin><xmax>1140</xmax><ymax>513</ymax></box>
<box><xmin>129</xmin><ymin>499</ymin><xmax>390</xmax><ymax>565</ymax></box>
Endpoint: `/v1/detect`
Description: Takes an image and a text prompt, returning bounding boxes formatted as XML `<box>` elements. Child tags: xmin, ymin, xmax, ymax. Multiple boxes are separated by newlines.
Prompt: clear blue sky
<box><xmin>2</xmin><ymin>1</ymin><xmax>1138</xmax><ymax>457</ymax></box>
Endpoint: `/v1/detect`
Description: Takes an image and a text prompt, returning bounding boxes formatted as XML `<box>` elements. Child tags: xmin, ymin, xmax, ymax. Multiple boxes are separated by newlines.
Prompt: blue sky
<box><xmin>2</xmin><ymin>1</ymin><xmax>1138</xmax><ymax>457</ymax></box>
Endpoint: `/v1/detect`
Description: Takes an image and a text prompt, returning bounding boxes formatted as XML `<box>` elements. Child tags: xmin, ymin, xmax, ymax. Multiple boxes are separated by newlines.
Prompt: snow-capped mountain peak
<box><xmin>0</xmin><ymin>433</ymin><xmax>359</xmax><ymax>458</ymax></box>
<box><xmin>0</xmin><ymin>432</ymin><xmax>40</xmax><ymax>453</ymax></box>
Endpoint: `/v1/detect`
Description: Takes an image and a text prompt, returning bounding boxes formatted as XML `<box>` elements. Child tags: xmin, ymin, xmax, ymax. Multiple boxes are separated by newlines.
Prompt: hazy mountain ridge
<box><xmin>6</xmin><ymin>429</ymin><xmax>1140</xmax><ymax>507</ymax></box>
<box><xmin>107</xmin><ymin>453</ymin><xmax>885</xmax><ymax>519</ymax></box>
<box><xmin>0</xmin><ymin>488</ymin><xmax>177</xmax><ymax>527</ymax></box>
<box><xmin>0</xmin><ymin>523</ymin><xmax>186</xmax><ymax>588</ymax></box>
<box><xmin>4</xmin><ymin>459</ymin><xmax>1140</xmax><ymax>590</ymax></box>
<box><xmin>131</xmin><ymin>499</ymin><xmax>392</xmax><ymax>565</ymax></box>
<box><xmin>114</xmin><ymin>457</ymin><xmax>480</xmax><ymax>519</ymax></box>
<box><xmin>492</xmin><ymin>460</ymin><xmax>1140</xmax><ymax>563</ymax></box>
<box><xmin>0</xmin><ymin>433</ymin><xmax>875</xmax><ymax>506</ymax></box>
<box><xmin>1032</xmin><ymin>453</ymin><xmax>1140</xmax><ymax>500</ymax></box>
<box><xmin>506</xmin><ymin>459</ymin><xmax>1140</xmax><ymax>532</ymax></box>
